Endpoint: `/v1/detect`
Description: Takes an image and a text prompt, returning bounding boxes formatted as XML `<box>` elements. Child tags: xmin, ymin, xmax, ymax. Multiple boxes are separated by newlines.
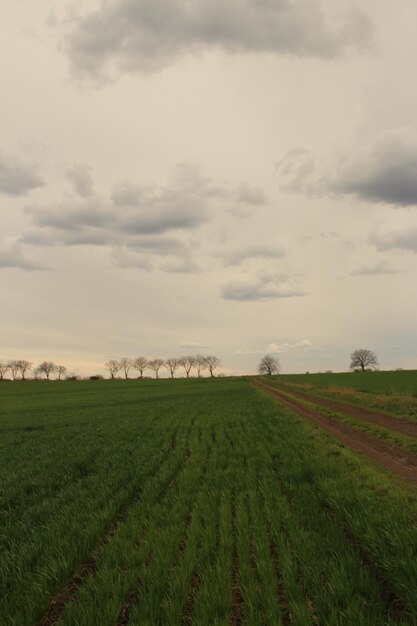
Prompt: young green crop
<box><xmin>2</xmin><ymin>377</ymin><xmax>417</xmax><ymax>625</ymax></box>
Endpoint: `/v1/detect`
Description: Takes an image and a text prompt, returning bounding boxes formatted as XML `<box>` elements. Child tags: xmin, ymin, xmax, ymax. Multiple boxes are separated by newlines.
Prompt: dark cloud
<box><xmin>279</xmin><ymin>128</ymin><xmax>417</xmax><ymax>208</ymax></box>
<box><xmin>330</xmin><ymin>128</ymin><xmax>417</xmax><ymax>207</ymax></box>
<box><xmin>0</xmin><ymin>152</ymin><xmax>44</xmax><ymax>197</ymax></box>
<box><xmin>0</xmin><ymin>242</ymin><xmax>48</xmax><ymax>271</ymax></box>
<box><xmin>63</xmin><ymin>0</ymin><xmax>372</xmax><ymax>81</ymax></box>
<box><xmin>65</xmin><ymin>164</ymin><xmax>94</xmax><ymax>198</ymax></box>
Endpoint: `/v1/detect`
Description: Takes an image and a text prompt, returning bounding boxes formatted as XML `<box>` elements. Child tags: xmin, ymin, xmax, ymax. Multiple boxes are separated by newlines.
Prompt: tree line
<box><xmin>0</xmin><ymin>360</ymin><xmax>68</xmax><ymax>381</ymax></box>
<box><xmin>105</xmin><ymin>355</ymin><xmax>221</xmax><ymax>379</ymax></box>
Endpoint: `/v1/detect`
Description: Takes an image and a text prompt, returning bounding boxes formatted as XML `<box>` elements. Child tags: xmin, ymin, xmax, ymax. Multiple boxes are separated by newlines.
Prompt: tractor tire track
<box><xmin>254</xmin><ymin>380</ymin><xmax>417</xmax><ymax>487</ymax></box>
<box><xmin>277</xmin><ymin>384</ymin><xmax>417</xmax><ymax>440</ymax></box>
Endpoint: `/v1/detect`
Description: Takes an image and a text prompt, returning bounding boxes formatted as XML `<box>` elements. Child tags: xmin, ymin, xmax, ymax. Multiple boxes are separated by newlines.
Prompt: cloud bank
<box><xmin>63</xmin><ymin>0</ymin><xmax>372</xmax><ymax>80</ymax></box>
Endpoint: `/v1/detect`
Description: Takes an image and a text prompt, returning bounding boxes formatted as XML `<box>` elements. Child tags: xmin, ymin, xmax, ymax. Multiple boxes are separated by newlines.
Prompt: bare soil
<box><xmin>254</xmin><ymin>380</ymin><xmax>417</xmax><ymax>487</ymax></box>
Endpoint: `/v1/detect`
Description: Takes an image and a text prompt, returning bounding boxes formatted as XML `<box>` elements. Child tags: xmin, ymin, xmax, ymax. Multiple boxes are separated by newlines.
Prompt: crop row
<box><xmin>3</xmin><ymin>378</ymin><xmax>417</xmax><ymax>624</ymax></box>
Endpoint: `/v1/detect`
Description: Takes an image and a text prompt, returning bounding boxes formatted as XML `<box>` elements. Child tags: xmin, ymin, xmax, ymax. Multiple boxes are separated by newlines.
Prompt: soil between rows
<box><xmin>254</xmin><ymin>380</ymin><xmax>417</xmax><ymax>487</ymax></box>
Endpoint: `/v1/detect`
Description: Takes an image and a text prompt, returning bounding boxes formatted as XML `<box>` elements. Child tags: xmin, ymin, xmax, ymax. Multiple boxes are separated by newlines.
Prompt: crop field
<box><xmin>3</xmin><ymin>377</ymin><xmax>417</xmax><ymax>625</ymax></box>
<box><xmin>278</xmin><ymin>370</ymin><xmax>417</xmax><ymax>420</ymax></box>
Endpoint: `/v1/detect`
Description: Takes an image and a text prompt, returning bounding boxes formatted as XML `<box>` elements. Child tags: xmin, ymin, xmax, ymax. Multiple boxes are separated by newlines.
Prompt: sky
<box><xmin>1</xmin><ymin>0</ymin><xmax>417</xmax><ymax>376</ymax></box>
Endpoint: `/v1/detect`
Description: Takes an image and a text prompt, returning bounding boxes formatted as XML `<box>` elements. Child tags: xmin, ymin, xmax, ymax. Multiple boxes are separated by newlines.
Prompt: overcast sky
<box><xmin>1</xmin><ymin>0</ymin><xmax>417</xmax><ymax>376</ymax></box>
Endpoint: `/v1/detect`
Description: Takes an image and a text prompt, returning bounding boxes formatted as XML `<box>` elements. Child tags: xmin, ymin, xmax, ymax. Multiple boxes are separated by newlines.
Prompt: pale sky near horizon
<box><xmin>2</xmin><ymin>0</ymin><xmax>417</xmax><ymax>376</ymax></box>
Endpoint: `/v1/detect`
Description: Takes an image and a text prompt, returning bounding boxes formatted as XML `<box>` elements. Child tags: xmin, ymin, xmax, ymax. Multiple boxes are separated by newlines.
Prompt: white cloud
<box><xmin>180</xmin><ymin>341</ymin><xmax>209</xmax><ymax>349</ymax></box>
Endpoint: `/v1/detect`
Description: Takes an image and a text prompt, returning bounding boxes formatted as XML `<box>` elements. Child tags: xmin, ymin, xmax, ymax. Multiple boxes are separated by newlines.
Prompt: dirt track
<box><xmin>279</xmin><ymin>385</ymin><xmax>417</xmax><ymax>439</ymax></box>
<box><xmin>254</xmin><ymin>379</ymin><xmax>417</xmax><ymax>487</ymax></box>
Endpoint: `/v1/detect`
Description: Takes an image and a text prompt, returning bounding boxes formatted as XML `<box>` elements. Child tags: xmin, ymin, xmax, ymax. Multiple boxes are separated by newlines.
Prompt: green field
<box><xmin>3</xmin><ymin>377</ymin><xmax>417</xmax><ymax>625</ymax></box>
<box><xmin>280</xmin><ymin>369</ymin><xmax>417</xmax><ymax>395</ymax></box>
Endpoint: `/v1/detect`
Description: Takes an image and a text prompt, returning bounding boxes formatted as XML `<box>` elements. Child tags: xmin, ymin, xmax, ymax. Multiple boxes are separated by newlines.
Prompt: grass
<box><xmin>276</xmin><ymin>370</ymin><xmax>417</xmax><ymax>420</ymax></box>
<box><xmin>2</xmin><ymin>377</ymin><xmax>417</xmax><ymax>624</ymax></box>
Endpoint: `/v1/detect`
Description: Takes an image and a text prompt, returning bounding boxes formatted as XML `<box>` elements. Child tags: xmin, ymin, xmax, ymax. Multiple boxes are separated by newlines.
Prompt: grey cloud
<box><xmin>235</xmin><ymin>184</ymin><xmax>267</xmax><ymax>205</ymax></box>
<box><xmin>280</xmin><ymin>128</ymin><xmax>417</xmax><ymax>207</ymax></box>
<box><xmin>24</xmin><ymin>166</ymin><xmax>264</xmax><ymax>245</ymax></box>
<box><xmin>222</xmin><ymin>244</ymin><xmax>286</xmax><ymax>265</ymax></box>
<box><xmin>65</xmin><ymin>164</ymin><xmax>94</xmax><ymax>198</ymax></box>
<box><xmin>371</xmin><ymin>227</ymin><xmax>417</xmax><ymax>253</ymax></box>
<box><xmin>159</xmin><ymin>257</ymin><xmax>202</xmax><ymax>273</ymax></box>
<box><xmin>0</xmin><ymin>152</ymin><xmax>44</xmax><ymax>197</ymax></box>
<box><xmin>63</xmin><ymin>0</ymin><xmax>372</xmax><ymax>81</ymax></box>
<box><xmin>276</xmin><ymin>148</ymin><xmax>320</xmax><ymax>195</ymax></box>
<box><xmin>349</xmin><ymin>261</ymin><xmax>399</xmax><ymax>276</ymax></box>
<box><xmin>330</xmin><ymin>128</ymin><xmax>417</xmax><ymax>207</ymax></box>
<box><xmin>0</xmin><ymin>242</ymin><xmax>48</xmax><ymax>271</ymax></box>
<box><xmin>110</xmin><ymin>248</ymin><xmax>154</xmax><ymax>270</ymax></box>
<box><xmin>222</xmin><ymin>274</ymin><xmax>306</xmax><ymax>301</ymax></box>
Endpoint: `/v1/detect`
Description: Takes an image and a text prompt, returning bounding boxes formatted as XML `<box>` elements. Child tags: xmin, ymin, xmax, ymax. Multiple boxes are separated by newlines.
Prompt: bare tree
<box><xmin>56</xmin><ymin>365</ymin><xmax>67</xmax><ymax>380</ymax></box>
<box><xmin>148</xmin><ymin>358</ymin><xmax>165</xmax><ymax>379</ymax></box>
<box><xmin>8</xmin><ymin>360</ymin><xmax>20</xmax><ymax>381</ymax></box>
<box><xmin>0</xmin><ymin>362</ymin><xmax>10</xmax><ymax>380</ymax></box>
<box><xmin>204</xmin><ymin>355</ymin><xmax>221</xmax><ymax>377</ymax></box>
<box><xmin>119</xmin><ymin>357</ymin><xmax>132</xmax><ymax>379</ymax></box>
<box><xmin>16</xmin><ymin>360</ymin><xmax>33</xmax><ymax>381</ymax></box>
<box><xmin>165</xmin><ymin>358</ymin><xmax>179</xmax><ymax>378</ymax></box>
<box><xmin>258</xmin><ymin>354</ymin><xmax>281</xmax><ymax>376</ymax></box>
<box><xmin>179</xmin><ymin>356</ymin><xmax>196</xmax><ymax>378</ymax></box>
<box><xmin>350</xmin><ymin>349</ymin><xmax>378</xmax><ymax>372</ymax></box>
<box><xmin>105</xmin><ymin>359</ymin><xmax>120</xmax><ymax>379</ymax></box>
<box><xmin>195</xmin><ymin>354</ymin><xmax>207</xmax><ymax>378</ymax></box>
<box><xmin>133</xmin><ymin>356</ymin><xmax>148</xmax><ymax>379</ymax></box>
<box><xmin>36</xmin><ymin>361</ymin><xmax>58</xmax><ymax>380</ymax></box>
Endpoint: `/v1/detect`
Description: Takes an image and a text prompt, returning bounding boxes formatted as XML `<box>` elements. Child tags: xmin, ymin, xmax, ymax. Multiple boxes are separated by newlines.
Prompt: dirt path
<box><xmin>277</xmin><ymin>384</ymin><xmax>417</xmax><ymax>439</ymax></box>
<box><xmin>253</xmin><ymin>380</ymin><xmax>417</xmax><ymax>487</ymax></box>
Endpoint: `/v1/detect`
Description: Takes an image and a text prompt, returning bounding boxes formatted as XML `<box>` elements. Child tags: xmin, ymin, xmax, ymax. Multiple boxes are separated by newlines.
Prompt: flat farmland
<box><xmin>3</xmin><ymin>378</ymin><xmax>417</xmax><ymax>625</ymax></box>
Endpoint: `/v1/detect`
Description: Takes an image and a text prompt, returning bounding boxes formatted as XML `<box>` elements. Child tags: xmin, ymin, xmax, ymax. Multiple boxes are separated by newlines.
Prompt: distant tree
<box><xmin>119</xmin><ymin>357</ymin><xmax>132</xmax><ymax>379</ymax></box>
<box><xmin>258</xmin><ymin>354</ymin><xmax>281</xmax><ymax>376</ymax></box>
<box><xmin>16</xmin><ymin>360</ymin><xmax>33</xmax><ymax>381</ymax></box>
<box><xmin>204</xmin><ymin>355</ymin><xmax>221</xmax><ymax>377</ymax></box>
<box><xmin>36</xmin><ymin>361</ymin><xmax>57</xmax><ymax>380</ymax></box>
<box><xmin>0</xmin><ymin>362</ymin><xmax>10</xmax><ymax>380</ymax></box>
<box><xmin>165</xmin><ymin>358</ymin><xmax>179</xmax><ymax>378</ymax></box>
<box><xmin>148</xmin><ymin>359</ymin><xmax>165</xmax><ymax>379</ymax></box>
<box><xmin>105</xmin><ymin>359</ymin><xmax>120</xmax><ymax>380</ymax></box>
<box><xmin>195</xmin><ymin>354</ymin><xmax>207</xmax><ymax>378</ymax></box>
<box><xmin>179</xmin><ymin>356</ymin><xmax>196</xmax><ymax>378</ymax></box>
<box><xmin>133</xmin><ymin>356</ymin><xmax>148</xmax><ymax>379</ymax></box>
<box><xmin>8</xmin><ymin>360</ymin><xmax>20</xmax><ymax>381</ymax></box>
<box><xmin>56</xmin><ymin>365</ymin><xmax>67</xmax><ymax>380</ymax></box>
<box><xmin>350</xmin><ymin>349</ymin><xmax>378</xmax><ymax>372</ymax></box>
